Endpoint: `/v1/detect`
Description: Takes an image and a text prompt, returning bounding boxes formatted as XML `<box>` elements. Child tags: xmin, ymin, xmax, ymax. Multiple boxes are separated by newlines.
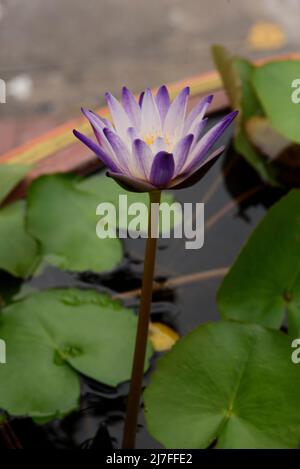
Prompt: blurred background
<box><xmin>0</xmin><ymin>0</ymin><xmax>299</xmax><ymax>152</ymax></box>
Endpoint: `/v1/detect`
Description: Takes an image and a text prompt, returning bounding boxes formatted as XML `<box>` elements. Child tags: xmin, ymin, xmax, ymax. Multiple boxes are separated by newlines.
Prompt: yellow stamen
<box><xmin>144</xmin><ymin>132</ymin><xmax>174</xmax><ymax>153</ymax></box>
<box><xmin>145</xmin><ymin>134</ymin><xmax>156</xmax><ymax>146</ymax></box>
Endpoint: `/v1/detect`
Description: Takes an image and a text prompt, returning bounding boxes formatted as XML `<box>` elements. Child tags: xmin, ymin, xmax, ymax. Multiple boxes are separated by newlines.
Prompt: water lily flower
<box><xmin>73</xmin><ymin>86</ymin><xmax>238</xmax><ymax>192</ymax></box>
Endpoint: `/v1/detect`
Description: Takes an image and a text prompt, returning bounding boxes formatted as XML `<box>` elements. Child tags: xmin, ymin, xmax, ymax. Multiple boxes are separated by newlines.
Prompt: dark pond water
<box><xmin>0</xmin><ymin>113</ymin><xmax>285</xmax><ymax>449</ymax></box>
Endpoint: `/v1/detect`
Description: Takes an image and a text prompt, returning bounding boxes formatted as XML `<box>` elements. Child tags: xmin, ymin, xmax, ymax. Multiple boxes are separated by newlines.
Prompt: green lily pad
<box><xmin>27</xmin><ymin>174</ymin><xmax>123</xmax><ymax>273</ymax></box>
<box><xmin>77</xmin><ymin>173</ymin><xmax>182</xmax><ymax>235</ymax></box>
<box><xmin>217</xmin><ymin>190</ymin><xmax>300</xmax><ymax>330</ymax></box>
<box><xmin>253</xmin><ymin>61</ymin><xmax>300</xmax><ymax>144</ymax></box>
<box><xmin>234</xmin><ymin>130</ymin><xmax>277</xmax><ymax>184</ymax></box>
<box><xmin>234</xmin><ymin>57</ymin><xmax>262</xmax><ymax>121</ymax></box>
<box><xmin>0</xmin><ymin>163</ymin><xmax>32</xmax><ymax>205</ymax></box>
<box><xmin>288</xmin><ymin>269</ymin><xmax>300</xmax><ymax>338</ymax></box>
<box><xmin>212</xmin><ymin>45</ymin><xmax>278</xmax><ymax>185</ymax></box>
<box><xmin>0</xmin><ymin>288</ymin><xmax>152</xmax><ymax>417</ymax></box>
<box><xmin>145</xmin><ymin>321</ymin><xmax>300</xmax><ymax>449</ymax></box>
<box><xmin>211</xmin><ymin>45</ymin><xmax>241</xmax><ymax>111</ymax></box>
<box><xmin>0</xmin><ymin>200</ymin><xmax>39</xmax><ymax>278</ymax></box>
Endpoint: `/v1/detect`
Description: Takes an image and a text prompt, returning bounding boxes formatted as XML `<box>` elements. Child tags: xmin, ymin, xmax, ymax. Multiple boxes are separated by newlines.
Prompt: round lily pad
<box><xmin>0</xmin><ymin>163</ymin><xmax>32</xmax><ymax>205</ymax></box>
<box><xmin>0</xmin><ymin>200</ymin><xmax>39</xmax><ymax>278</ymax></box>
<box><xmin>253</xmin><ymin>61</ymin><xmax>300</xmax><ymax>144</ymax></box>
<box><xmin>145</xmin><ymin>321</ymin><xmax>300</xmax><ymax>449</ymax></box>
<box><xmin>217</xmin><ymin>190</ymin><xmax>300</xmax><ymax>332</ymax></box>
<box><xmin>77</xmin><ymin>173</ymin><xmax>182</xmax><ymax>235</ymax></box>
<box><xmin>26</xmin><ymin>174</ymin><xmax>123</xmax><ymax>273</ymax></box>
<box><xmin>0</xmin><ymin>288</ymin><xmax>152</xmax><ymax>418</ymax></box>
<box><xmin>212</xmin><ymin>45</ymin><xmax>277</xmax><ymax>184</ymax></box>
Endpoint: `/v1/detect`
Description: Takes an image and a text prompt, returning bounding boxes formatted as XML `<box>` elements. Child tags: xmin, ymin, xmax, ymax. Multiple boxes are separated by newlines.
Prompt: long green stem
<box><xmin>122</xmin><ymin>190</ymin><xmax>161</xmax><ymax>449</ymax></box>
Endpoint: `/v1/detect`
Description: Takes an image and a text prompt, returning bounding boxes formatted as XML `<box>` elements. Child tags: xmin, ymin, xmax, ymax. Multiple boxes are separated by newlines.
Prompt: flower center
<box><xmin>144</xmin><ymin>134</ymin><xmax>156</xmax><ymax>146</ymax></box>
<box><xmin>143</xmin><ymin>133</ymin><xmax>174</xmax><ymax>152</ymax></box>
<box><xmin>164</xmin><ymin>134</ymin><xmax>172</xmax><ymax>151</ymax></box>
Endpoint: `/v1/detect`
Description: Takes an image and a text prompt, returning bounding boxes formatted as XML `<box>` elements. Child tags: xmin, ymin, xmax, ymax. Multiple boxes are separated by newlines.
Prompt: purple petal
<box><xmin>150</xmin><ymin>151</ymin><xmax>175</xmax><ymax>187</ymax></box>
<box><xmin>139</xmin><ymin>91</ymin><xmax>145</xmax><ymax>107</ymax></box>
<box><xmin>105</xmin><ymin>92</ymin><xmax>130</xmax><ymax>139</ymax></box>
<box><xmin>82</xmin><ymin>108</ymin><xmax>113</xmax><ymax>133</ymax></box>
<box><xmin>81</xmin><ymin>109</ymin><xmax>125</xmax><ymax>168</ymax></box>
<box><xmin>173</xmin><ymin>134</ymin><xmax>194</xmax><ymax>175</ymax></box>
<box><xmin>192</xmin><ymin>117</ymin><xmax>208</xmax><ymax>138</ymax></box>
<box><xmin>191</xmin><ymin>145</ymin><xmax>225</xmax><ymax>173</ymax></box>
<box><xmin>73</xmin><ymin>129</ymin><xmax>120</xmax><ymax>172</ymax></box>
<box><xmin>132</xmin><ymin>139</ymin><xmax>153</xmax><ymax>179</ymax></box>
<box><xmin>122</xmin><ymin>87</ymin><xmax>141</xmax><ymax>129</ymax></box>
<box><xmin>93</xmin><ymin>114</ymin><xmax>113</xmax><ymax>130</ymax></box>
<box><xmin>170</xmin><ymin>146</ymin><xmax>224</xmax><ymax>189</ymax></box>
<box><xmin>107</xmin><ymin>171</ymin><xmax>155</xmax><ymax>193</ymax></box>
<box><xmin>156</xmin><ymin>85</ymin><xmax>170</xmax><ymax>122</ymax></box>
<box><xmin>141</xmin><ymin>88</ymin><xmax>162</xmax><ymax>135</ymax></box>
<box><xmin>81</xmin><ymin>108</ymin><xmax>110</xmax><ymax>149</ymax></box>
<box><xmin>164</xmin><ymin>86</ymin><xmax>190</xmax><ymax>138</ymax></box>
<box><xmin>152</xmin><ymin>137</ymin><xmax>166</xmax><ymax>154</ymax></box>
<box><xmin>81</xmin><ymin>108</ymin><xmax>104</xmax><ymax>130</ymax></box>
<box><xmin>127</xmin><ymin>127</ymin><xmax>139</xmax><ymax>143</ymax></box>
<box><xmin>190</xmin><ymin>117</ymin><xmax>208</xmax><ymax>151</ymax></box>
<box><xmin>183</xmin><ymin>110</ymin><xmax>238</xmax><ymax>173</ymax></box>
<box><xmin>184</xmin><ymin>95</ymin><xmax>213</xmax><ymax>133</ymax></box>
<box><xmin>103</xmin><ymin>127</ymin><xmax>131</xmax><ymax>173</ymax></box>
